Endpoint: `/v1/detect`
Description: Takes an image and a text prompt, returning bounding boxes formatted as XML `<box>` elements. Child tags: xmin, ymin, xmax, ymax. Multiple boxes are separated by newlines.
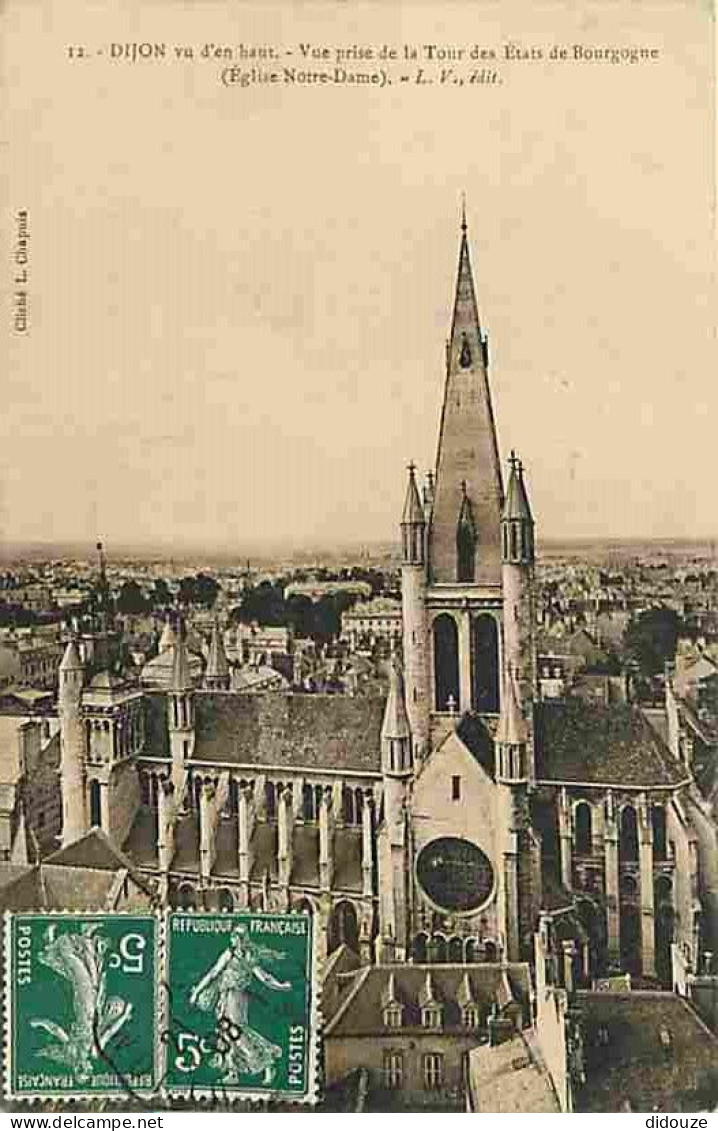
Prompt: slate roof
<box><xmin>0</xmin><ymin>864</ymin><xmax>118</xmax><ymax>911</ymax></box>
<box><xmin>46</xmin><ymin>827</ymin><xmax>140</xmax><ymax>872</ymax></box>
<box><xmin>456</xmin><ymin>713</ymin><xmax>495</xmax><ymax>777</ymax></box>
<box><xmin>576</xmin><ymin>991</ymin><xmax>718</xmax><ymax>1112</ymax></box>
<box><xmin>144</xmin><ymin>691</ymin><xmax>384</xmax><ymax>773</ymax></box>
<box><xmin>535</xmin><ymin>700</ymin><xmax>686</xmax><ymax>787</ymax></box>
<box><xmin>325</xmin><ymin>963</ymin><xmax>531</xmax><ymax>1037</ymax></box>
<box><xmin>123</xmin><ymin>807</ymin><xmax>158</xmax><ymax>868</ymax></box>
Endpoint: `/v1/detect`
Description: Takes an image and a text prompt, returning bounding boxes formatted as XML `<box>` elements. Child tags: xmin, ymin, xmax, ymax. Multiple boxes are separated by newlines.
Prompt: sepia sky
<box><xmin>1</xmin><ymin>0</ymin><xmax>715</xmax><ymax>552</ymax></box>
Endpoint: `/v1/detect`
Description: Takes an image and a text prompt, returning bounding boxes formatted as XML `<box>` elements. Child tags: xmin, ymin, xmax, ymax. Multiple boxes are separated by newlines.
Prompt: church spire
<box><xmin>429</xmin><ymin>211</ymin><xmax>504</xmax><ymax>584</ymax></box>
<box><xmin>401</xmin><ymin>462</ymin><xmax>426</xmax><ymax>566</ymax></box>
<box><xmin>205</xmin><ymin>616</ymin><xmax>230</xmax><ymax>690</ymax></box>
<box><xmin>171</xmin><ymin>621</ymin><xmax>192</xmax><ymax>693</ymax></box>
<box><xmin>158</xmin><ymin>612</ymin><xmax>177</xmax><ymax>654</ymax></box>
<box><xmin>381</xmin><ymin>653</ymin><xmax>412</xmax><ymax>747</ymax></box>
<box><xmin>502</xmin><ymin>452</ymin><xmax>535</xmax><ymax>565</ymax></box>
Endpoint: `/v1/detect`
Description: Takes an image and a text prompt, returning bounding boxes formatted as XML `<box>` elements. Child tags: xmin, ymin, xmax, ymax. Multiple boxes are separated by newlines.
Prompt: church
<box><xmin>51</xmin><ymin>215</ymin><xmax>709</xmax><ymax>986</ymax></box>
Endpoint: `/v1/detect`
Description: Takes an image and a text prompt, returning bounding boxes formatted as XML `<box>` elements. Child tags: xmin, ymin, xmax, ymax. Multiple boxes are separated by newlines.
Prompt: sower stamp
<box><xmin>164</xmin><ymin>912</ymin><xmax>318</xmax><ymax>1102</ymax></box>
<box><xmin>5</xmin><ymin>913</ymin><xmax>159</xmax><ymax>1100</ymax></box>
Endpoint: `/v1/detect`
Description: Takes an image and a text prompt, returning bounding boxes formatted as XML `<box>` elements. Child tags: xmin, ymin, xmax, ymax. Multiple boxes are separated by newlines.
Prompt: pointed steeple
<box><xmin>502</xmin><ymin>452</ymin><xmax>533</xmax><ymax>523</ymax></box>
<box><xmin>205</xmin><ymin>617</ymin><xmax>230</xmax><ymax>690</ymax></box>
<box><xmin>401</xmin><ymin>462</ymin><xmax>426</xmax><ymax>566</ymax></box>
<box><xmin>429</xmin><ymin>210</ymin><xmax>504</xmax><ymax>584</ymax></box>
<box><xmin>158</xmin><ymin>613</ymin><xmax>177</xmax><ymax>654</ymax></box>
<box><xmin>171</xmin><ymin>623</ymin><xmax>192</xmax><ymax>693</ymax></box>
<box><xmin>402</xmin><ymin>462</ymin><xmax>425</xmax><ymax>525</ymax></box>
<box><xmin>382</xmin><ymin>654</ymin><xmax>411</xmax><ymax>742</ymax></box>
<box><xmin>496</xmin><ymin>666</ymin><xmax>528</xmax><ymax>747</ymax></box>
<box><xmin>501</xmin><ymin>452</ymin><xmax>535</xmax><ymax>564</ymax></box>
<box><xmin>94</xmin><ymin>541</ymin><xmax>112</xmax><ymax>625</ymax></box>
<box><xmin>59</xmin><ymin>638</ymin><xmax>83</xmax><ymax>673</ymax></box>
<box><xmin>423</xmin><ymin>470</ymin><xmax>435</xmax><ymax>518</ymax></box>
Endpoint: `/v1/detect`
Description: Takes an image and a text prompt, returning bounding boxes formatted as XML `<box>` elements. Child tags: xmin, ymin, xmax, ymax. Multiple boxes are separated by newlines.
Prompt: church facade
<box><xmin>51</xmin><ymin>217</ymin><xmax>711</xmax><ymax>986</ymax></box>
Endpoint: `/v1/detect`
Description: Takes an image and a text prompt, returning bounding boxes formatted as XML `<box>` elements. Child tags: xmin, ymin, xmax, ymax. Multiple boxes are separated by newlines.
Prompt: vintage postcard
<box><xmin>1</xmin><ymin>0</ymin><xmax>716</xmax><ymax>1115</ymax></box>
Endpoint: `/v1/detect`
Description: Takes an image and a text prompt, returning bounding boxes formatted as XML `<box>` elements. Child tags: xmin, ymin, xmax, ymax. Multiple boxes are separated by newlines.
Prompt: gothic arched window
<box><xmin>89</xmin><ymin>780</ymin><xmax>102</xmax><ymax>829</ymax></box>
<box><xmin>472</xmin><ymin>615</ymin><xmax>500</xmax><ymax>713</ymax></box>
<box><xmin>619</xmin><ymin>806</ymin><xmax>639</xmax><ymax>862</ymax></box>
<box><xmin>652</xmin><ymin>806</ymin><xmax>667</xmax><ymax>861</ymax></box>
<box><xmin>574</xmin><ymin>803</ymin><xmax>593</xmax><ymax>856</ymax></box>
<box><xmin>433</xmin><ymin>615</ymin><xmax>460</xmax><ymax>712</ymax></box>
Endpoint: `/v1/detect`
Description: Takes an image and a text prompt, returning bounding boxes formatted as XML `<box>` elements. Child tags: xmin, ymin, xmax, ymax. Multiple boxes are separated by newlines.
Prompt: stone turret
<box><xmin>401</xmin><ymin>463</ymin><xmax>430</xmax><ymax>759</ymax></box>
<box><xmin>501</xmin><ymin>452</ymin><xmax>537</xmax><ymax>723</ymax></box>
<box><xmin>58</xmin><ymin>639</ymin><xmax>88</xmax><ymax>846</ymax></box>
<box><xmin>205</xmin><ymin>617</ymin><xmax>230</xmax><ymax>690</ymax></box>
<box><xmin>167</xmin><ymin>623</ymin><xmax>195</xmax><ymax>788</ymax></box>
<box><xmin>378</xmin><ymin>654</ymin><xmax>414</xmax><ymax>961</ymax></box>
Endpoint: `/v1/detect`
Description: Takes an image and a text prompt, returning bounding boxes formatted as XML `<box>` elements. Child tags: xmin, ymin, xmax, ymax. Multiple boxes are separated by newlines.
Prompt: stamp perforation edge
<box><xmin>3</xmin><ymin>909</ymin><xmax>163</xmax><ymax>1107</ymax></box>
<box><xmin>160</xmin><ymin>910</ymin><xmax>322</xmax><ymax>1107</ymax></box>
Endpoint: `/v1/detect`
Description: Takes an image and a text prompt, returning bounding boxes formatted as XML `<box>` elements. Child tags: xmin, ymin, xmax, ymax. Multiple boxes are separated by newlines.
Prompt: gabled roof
<box><xmin>144</xmin><ymin>691</ymin><xmax>384</xmax><ymax>773</ymax></box>
<box><xmin>45</xmin><ymin>827</ymin><xmax>140</xmax><ymax>872</ymax></box>
<box><xmin>468</xmin><ymin>1034</ymin><xmax>560</xmax><ymax>1113</ymax></box>
<box><xmin>324</xmin><ymin>963</ymin><xmax>531</xmax><ymax>1037</ymax></box>
<box><xmin>576</xmin><ymin>991</ymin><xmax>718</xmax><ymax>1112</ymax></box>
<box><xmin>535</xmin><ymin>700</ymin><xmax>686</xmax><ymax>787</ymax></box>
<box><xmin>455</xmin><ymin>713</ymin><xmax>496</xmax><ymax>777</ymax></box>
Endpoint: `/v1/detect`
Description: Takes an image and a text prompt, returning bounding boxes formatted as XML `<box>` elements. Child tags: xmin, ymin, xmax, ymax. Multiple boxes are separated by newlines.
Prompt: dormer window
<box><xmin>422</xmin><ymin>1006</ymin><xmax>443</xmax><ymax>1029</ymax></box>
<box><xmin>383</xmin><ymin>1005</ymin><xmax>403</xmax><ymax>1029</ymax></box>
<box><xmin>463</xmin><ymin>1005</ymin><xmax>479</xmax><ymax>1029</ymax></box>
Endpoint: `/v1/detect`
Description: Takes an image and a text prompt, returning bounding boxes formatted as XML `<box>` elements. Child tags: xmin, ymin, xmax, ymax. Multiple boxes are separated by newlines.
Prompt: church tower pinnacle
<box><xmin>400</xmin><ymin>463</ymin><xmax>430</xmax><ymax>758</ymax></box>
<box><xmin>429</xmin><ymin>210</ymin><xmax>504</xmax><ymax>586</ymax></box>
<box><xmin>501</xmin><ymin>451</ymin><xmax>538</xmax><ymax>721</ymax></box>
<box><xmin>205</xmin><ymin>616</ymin><xmax>230</xmax><ymax>691</ymax></box>
<box><xmin>58</xmin><ymin>638</ymin><xmax>88</xmax><ymax>846</ymax></box>
<box><xmin>168</xmin><ymin>619</ymin><xmax>195</xmax><ymax>787</ymax></box>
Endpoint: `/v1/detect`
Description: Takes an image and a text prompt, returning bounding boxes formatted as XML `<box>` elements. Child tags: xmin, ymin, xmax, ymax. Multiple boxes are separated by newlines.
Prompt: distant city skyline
<box><xmin>3</xmin><ymin>1</ymin><xmax>715</xmax><ymax>550</ymax></box>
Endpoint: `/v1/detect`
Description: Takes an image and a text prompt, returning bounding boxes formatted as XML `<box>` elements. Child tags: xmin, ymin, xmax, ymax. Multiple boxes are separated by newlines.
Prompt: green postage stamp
<box><xmin>4</xmin><ymin>911</ymin><xmax>317</xmax><ymax>1103</ymax></box>
<box><xmin>163</xmin><ymin>912</ymin><xmax>318</xmax><ymax>1102</ymax></box>
<box><xmin>5</xmin><ymin>913</ymin><xmax>159</xmax><ymax>1100</ymax></box>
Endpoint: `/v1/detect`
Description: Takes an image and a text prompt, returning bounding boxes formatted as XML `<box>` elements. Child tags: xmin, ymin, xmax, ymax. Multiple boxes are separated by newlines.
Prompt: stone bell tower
<box><xmin>424</xmin><ymin>208</ymin><xmax>505</xmax><ymax>721</ymax></box>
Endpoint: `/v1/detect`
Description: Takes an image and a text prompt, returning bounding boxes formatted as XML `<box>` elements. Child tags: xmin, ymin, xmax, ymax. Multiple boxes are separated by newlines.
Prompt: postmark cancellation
<box><xmin>163</xmin><ymin>912</ymin><xmax>319</xmax><ymax>1103</ymax></box>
